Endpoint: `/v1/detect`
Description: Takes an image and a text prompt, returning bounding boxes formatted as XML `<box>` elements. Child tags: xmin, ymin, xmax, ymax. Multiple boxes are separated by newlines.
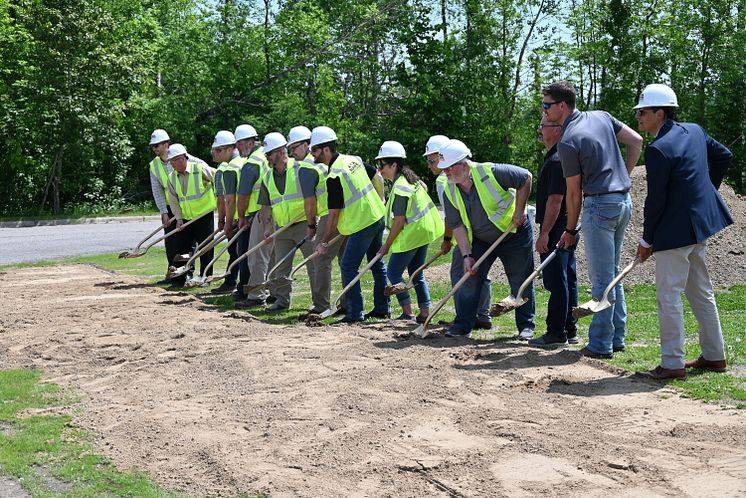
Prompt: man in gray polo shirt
<box><xmin>543</xmin><ymin>80</ymin><xmax>643</xmax><ymax>359</ymax></box>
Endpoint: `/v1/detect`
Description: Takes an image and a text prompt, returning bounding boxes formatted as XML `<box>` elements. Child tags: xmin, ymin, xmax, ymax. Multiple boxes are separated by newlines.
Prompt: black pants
<box><xmin>163</xmin><ymin>207</ymin><xmax>178</xmax><ymax>270</ymax></box>
<box><xmin>172</xmin><ymin>214</ymin><xmax>214</xmax><ymax>283</ymax></box>
<box><xmin>225</xmin><ymin>221</ymin><xmax>240</xmax><ymax>287</ymax></box>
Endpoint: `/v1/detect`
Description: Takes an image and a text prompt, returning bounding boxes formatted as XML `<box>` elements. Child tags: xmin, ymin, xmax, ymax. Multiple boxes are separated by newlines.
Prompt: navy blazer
<box><xmin>643</xmin><ymin>120</ymin><xmax>733</xmax><ymax>252</ymax></box>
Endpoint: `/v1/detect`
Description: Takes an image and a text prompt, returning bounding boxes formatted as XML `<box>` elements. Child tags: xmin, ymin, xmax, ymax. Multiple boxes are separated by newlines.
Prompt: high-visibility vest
<box><xmin>244</xmin><ymin>147</ymin><xmax>268</xmax><ymax>214</ymax></box>
<box><xmin>171</xmin><ymin>162</ymin><xmax>217</xmax><ymax>220</ymax></box>
<box><xmin>298</xmin><ymin>157</ymin><xmax>329</xmax><ymax>218</ymax></box>
<box><xmin>327</xmin><ymin>154</ymin><xmax>386</xmax><ymax>235</ymax></box>
<box><xmin>386</xmin><ymin>175</ymin><xmax>444</xmax><ymax>253</ymax></box>
<box><xmin>149</xmin><ymin>156</ymin><xmax>172</xmax><ymax>204</ymax></box>
<box><xmin>436</xmin><ymin>173</ymin><xmax>458</xmax><ymax>247</ymax></box>
<box><xmin>443</xmin><ymin>162</ymin><xmax>517</xmax><ymax>242</ymax></box>
<box><xmin>263</xmin><ymin>159</ymin><xmax>307</xmax><ymax>227</ymax></box>
<box><xmin>217</xmin><ymin>154</ymin><xmax>246</xmax><ymax>221</ymax></box>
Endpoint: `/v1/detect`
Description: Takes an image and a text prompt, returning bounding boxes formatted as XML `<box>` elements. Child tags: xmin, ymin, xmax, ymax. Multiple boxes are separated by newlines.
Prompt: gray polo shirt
<box><xmin>443</xmin><ymin>163</ymin><xmax>529</xmax><ymax>242</ymax></box>
<box><xmin>557</xmin><ymin>110</ymin><xmax>631</xmax><ymax>194</ymax></box>
<box><xmin>237</xmin><ymin>162</ymin><xmax>261</xmax><ymax>197</ymax></box>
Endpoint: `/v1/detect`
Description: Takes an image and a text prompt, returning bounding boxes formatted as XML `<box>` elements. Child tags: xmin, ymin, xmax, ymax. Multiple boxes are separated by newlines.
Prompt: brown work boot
<box><xmin>685</xmin><ymin>355</ymin><xmax>727</xmax><ymax>372</ymax></box>
<box><xmin>637</xmin><ymin>366</ymin><xmax>687</xmax><ymax>380</ymax></box>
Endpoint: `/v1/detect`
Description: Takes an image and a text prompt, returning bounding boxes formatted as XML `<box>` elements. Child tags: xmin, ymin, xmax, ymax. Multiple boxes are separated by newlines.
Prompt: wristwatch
<box><xmin>463</xmin><ymin>253</ymin><xmax>472</xmax><ymax>259</ymax></box>
<box><xmin>565</xmin><ymin>227</ymin><xmax>579</xmax><ymax>236</ymax></box>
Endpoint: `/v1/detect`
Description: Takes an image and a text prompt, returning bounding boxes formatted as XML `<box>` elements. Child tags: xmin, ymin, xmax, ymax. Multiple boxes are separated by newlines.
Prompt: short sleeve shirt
<box><xmin>535</xmin><ymin>145</ymin><xmax>567</xmax><ymax>226</ymax></box>
<box><xmin>237</xmin><ymin>162</ymin><xmax>261</xmax><ymax>196</ymax></box>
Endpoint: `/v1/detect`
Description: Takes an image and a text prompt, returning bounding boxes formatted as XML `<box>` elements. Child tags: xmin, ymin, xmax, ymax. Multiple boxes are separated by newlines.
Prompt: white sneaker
<box><xmin>517</xmin><ymin>328</ymin><xmax>535</xmax><ymax>341</ymax></box>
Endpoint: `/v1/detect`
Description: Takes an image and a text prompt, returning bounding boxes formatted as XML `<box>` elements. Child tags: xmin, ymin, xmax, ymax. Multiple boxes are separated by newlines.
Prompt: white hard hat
<box><xmin>212</xmin><ymin>130</ymin><xmax>236</xmax><ymax>148</ymax></box>
<box><xmin>309</xmin><ymin>126</ymin><xmax>338</xmax><ymax>148</ymax></box>
<box><xmin>375</xmin><ymin>140</ymin><xmax>407</xmax><ymax>160</ymax></box>
<box><xmin>235</xmin><ymin>124</ymin><xmax>258</xmax><ymax>141</ymax></box>
<box><xmin>167</xmin><ymin>143</ymin><xmax>188</xmax><ymax>161</ymax></box>
<box><xmin>149</xmin><ymin>129</ymin><xmax>170</xmax><ymax>145</ymax></box>
<box><xmin>438</xmin><ymin>139</ymin><xmax>471</xmax><ymax>169</ymax></box>
<box><xmin>263</xmin><ymin>132</ymin><xmax>288</xmax><ymax>154</ymax></box>
<box><xmin>423</xmin><ymin>135</ymin><xmax>449</xmax><ymax>156</ymax></box>
<box><xmin>287</xmin><ymin>126</ymin><xmax>312</xmax><ymax>146</ymax></box>
<box><xmin>634</xmin><ymin>84</ymin><xmax>678</xmax><ymax>109</ymax></box>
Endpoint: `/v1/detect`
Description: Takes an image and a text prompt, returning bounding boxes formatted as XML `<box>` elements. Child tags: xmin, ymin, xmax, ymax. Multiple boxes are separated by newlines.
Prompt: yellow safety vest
<box><xmin>327</xmin><ymin>154</ymin><xmax>386</xmax><ymax>235</ymax></box>
<box><xmin>443</xmin><ymin>162</ymin><xmax>517</xmax><ymax>242</ymax></box>
<box><xmin>386</xmin><ymin>175</ymin><xmax>444</xmax><ymax>253</ymax></box>
<box><xmin>298</xmin><ymin>157</ymin><xmax>329</xmax><ymax>218</ymax></box>
<box><xmin>171</xmin><ymin>162</ymin><xmax>217</xmax><ymax>220</ymax></box>
<box><xmin>217</xmin><ymin>154</ymin><xmax>246</xmax><ymax>221</ymax></box>
<box><xmin>244</xmin><ymin>147</ymin><xmax>268</xmax><ymax>214</ymax></box>
<box><xmin>263</xmin><ymin>159</ymin><xmax>307</xmax><ymax>227</ymax></box>
<box><xmin>436</xmin><ymin>173</ymin><xmax>457</xmax><ymax>247</ymax></box>
<box><xmin>149</xmin><ymin>156</ymin><xmax>171</xmax><ymax>204</ymax></box>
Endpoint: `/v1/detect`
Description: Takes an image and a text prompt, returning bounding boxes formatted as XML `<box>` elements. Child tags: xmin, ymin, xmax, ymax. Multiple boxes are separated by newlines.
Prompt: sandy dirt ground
<box><xmin>2</xmin><ymin>264</ymin><xmax>746</xmax><ymax>497</ymax></box>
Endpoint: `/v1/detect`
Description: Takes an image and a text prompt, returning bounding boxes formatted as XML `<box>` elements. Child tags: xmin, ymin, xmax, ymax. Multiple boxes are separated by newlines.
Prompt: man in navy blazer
<box><xmin>634</xmin><ymin>83</ymin><xmax>733</xmax><ymax>380</ymax></box>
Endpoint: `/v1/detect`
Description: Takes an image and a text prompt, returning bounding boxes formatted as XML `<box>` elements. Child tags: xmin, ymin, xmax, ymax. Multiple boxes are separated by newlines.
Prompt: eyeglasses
<box><xmin>426</xmin><ymin>158</ymin><xmax>439</xmax><ymax>165</ymax></box>
<box><xmin>541</xmin><ymin>100</ymin><xmax>562</xmax><ymax>110</ymax></box>
<box><xmin>377</xmin><ymin>162</ymin><xmax>390</xmax><ymax>170</ymax></box>
<box><xmin>538</xmin><ymin>124</ymin><xmax>562</xmax><ymax>130</ymax></box>
<box><xmin>635</xmin><ymin>108</ymin><xmax>655</xmax><ymax>116</ymax></box>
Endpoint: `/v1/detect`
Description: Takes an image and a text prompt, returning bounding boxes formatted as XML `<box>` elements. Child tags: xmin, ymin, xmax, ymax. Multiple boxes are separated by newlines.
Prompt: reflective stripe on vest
<box><xmin>298</xmin><ymin>158</ymin><xmax>329</xmax><ymax>218</ymax></box>
<box><xmin>264</xmin><ymin>159</ymin><xmax>306</xmax><ymax>227</ymax></box>
<box><xmin>386</xmin><ymin>176</ymin><xmax>444</xmax><ymax>253</ymax></box>
<box><xmin>327</xmin><ymin>154</ymin><xmax>385</xmax><ymax>235</ymax></box>
<box><xmin>443</xmin><ymin>162</ymin><xmax>517</xmax><ymax>242</ymax></box>
<box><xmin>171</xmin><ymin>162</ymin><xmax>217</xmax><ymax>220</ymax></box>
<box><xmin>150</xmin><ymin>157</ymin><xmax>171</xmax><ymax>204</ymax></box>
<box><xmin>218</xmin><ymin>155</ymin><xmax>245</xmax><ymax>220</ymax></box>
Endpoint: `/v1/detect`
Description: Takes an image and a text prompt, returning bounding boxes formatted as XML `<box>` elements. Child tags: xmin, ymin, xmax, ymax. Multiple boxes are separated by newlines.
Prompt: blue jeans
<box><xmin>453</xmin><ymin>219</ymin><xmax>536</xmax><ymax>334</ymax></box>
<box><xmin>540</xmin><ymin>225</ymin><xmax>578</xmax><ymax>338</ymax></box>
<box><xmin>387</xmin><ymin>244</ymin><xmax>431</xmax><ymax>309</ymax></box>
<box><xmin>583</xmin><ymin>192</ymin><xmax>632</xmax><ymax>354</ymax></box>
<box><xmin>340</xmin><ymin>217</ymin><xmax>390</xmax><ymax>320</ymax></box>
<box><xmin>451</xmin><ymin>245</ymin><xmax>491</xmax><ymax>321</ymax></box>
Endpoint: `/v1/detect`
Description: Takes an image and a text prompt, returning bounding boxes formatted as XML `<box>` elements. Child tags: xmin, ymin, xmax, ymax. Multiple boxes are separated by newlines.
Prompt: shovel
<box><xmin>198</xmin><ymin>213</ymin><xmax>305</xmax><ymax>286</ymax></box>
<box><xmin>118</xmin><ymin>216</ymin><xmax>176</xmax><ymax>258</ymax></box>
<box><xmin>182</xmin><ymin>224</ymin><xmax>249</xmax><ymax>288</ymax></box>
<box><xmin>243</xmin><ymin>236</ymin><xmax>308</xmax><ymax>293</ymax></box>
<box><xmin>384</xmin><ymin>249</ymin><xmax>446</xmax><ymax>296</ymax></box>
<box><xmin>174</xmin><ymin>227</ymin><xmax>223</xmax><ymax>263</ymax></box>
<box><xmin>412</xmin><ymin>224</ymin><xmax>516</xmax><ymax>338</ymax></box>
<box><xmin>286</xmin><ymin>234</ymin><xmax>345</xmax><ymax>282</ymax></box>
<box><xmin>166</xmin><ymin>231</ymin><xmax>227</xmax><ymax>280</ymax></box>
<box><xmin>491</xmin><ymin>225</ymin><xmax>581</xmax><ymax>316</ymax></box>
<box><xmin>317</xmin><ymin>253</ymin><xmax>385</xmax><ymax>319</ymax></box>
<box><xmin>572</xmin><ymin>256</ymin><xmax>641</xmax><ymax>319</ymax></box>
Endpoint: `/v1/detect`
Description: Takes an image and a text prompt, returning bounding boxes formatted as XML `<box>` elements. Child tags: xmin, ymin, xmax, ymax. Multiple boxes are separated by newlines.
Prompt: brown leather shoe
<box><xmin>685</xmin><ymin>355</ymin><xmax>727</xmax><ymax>372</ymax></box>
<box><xmin>637</xmin><ymin>366</ymin><xmax>687</xmax><ymax>380</ymax></box>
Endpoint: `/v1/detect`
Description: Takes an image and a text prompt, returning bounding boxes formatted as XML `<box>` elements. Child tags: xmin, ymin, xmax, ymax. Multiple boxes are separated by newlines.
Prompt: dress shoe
<box><xmin>474</xmin><ymin>320</ymin><xmax>492</xmax><ymax>330</ymax></box>
<box><xmin>685</xmin><ymin>355</ymin><xmax>727</xmax><ymax>372</ymax></box>
<box><xmin>637</xmin><ymin>365</ymin><xmax>687</xmax><ymax>380</ymax></box>
<box><xmin>579</xmin><ymin>346</ymin><xmax>612</xmax><ymax>359</ymax></box>
<box><xmin>364</xmin><ymin>310</ymin><xmax>391</xmax><ymax>319</ymax></box>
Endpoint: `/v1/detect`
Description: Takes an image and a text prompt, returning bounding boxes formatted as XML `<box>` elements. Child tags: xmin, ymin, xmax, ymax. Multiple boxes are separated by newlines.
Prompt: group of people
<box><xmin>147</xmin><ymin>80</ymin><xmax>734</xmax><ymax>380</ymax></box>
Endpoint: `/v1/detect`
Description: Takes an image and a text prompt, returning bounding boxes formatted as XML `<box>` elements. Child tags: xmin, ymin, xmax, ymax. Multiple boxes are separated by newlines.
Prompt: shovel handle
<box><xmin>266</xmin><ymin>237</ymin><xmax>307</xmax><ymax>281</ymax></box>
<box><xmin>418</xmin><ymin>224</ymin><xmax>516</xmax><ymax>337</ymax></box>
<box><xmin>289</xmin><ymin>233</ymin><xmax>344</xmax><ymax>280</ymax></box>
<box><xmin>183</xmin><ymin>231</ymin><xmax>227</xmax><ymax>269</ymax></box>
<box><xmin>134</xmin><ymin>216</ymin><xmax>176</xmax><ymax>251</ymax></box>
<box><xmin>403</xmin><ymin>248</ymin><xmax>446</xmax><ymax>288</ymax></box>
<box><xmin>199</xmin><ymin>224</ymin><xmax>249</xmax><ymax>279</ymax></box>
<box><xmin>195</xmin><ymin>227</ymin><xmax>223</xmax><ymax>253</ymax></box>
<box><xmin>144</xmin><ymin>211</ymin><xmax>214</xmax><ymax>251</ymax></box>
<box><xmin>329</xmin><ymin>252</ymin><xmax>384</xmax><ymax>312</ymax></box>
<box><xmin>599</xmin><ymin>256</ymin><xmax>641</xmax><ymax>302</ymax></box>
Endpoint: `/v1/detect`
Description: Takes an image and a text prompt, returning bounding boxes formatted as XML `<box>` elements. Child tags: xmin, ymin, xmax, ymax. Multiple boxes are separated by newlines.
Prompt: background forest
<box><xmin>0</xmin><ymin>0</ymin><xmax>744</xmax><ymax>215</ymax></box>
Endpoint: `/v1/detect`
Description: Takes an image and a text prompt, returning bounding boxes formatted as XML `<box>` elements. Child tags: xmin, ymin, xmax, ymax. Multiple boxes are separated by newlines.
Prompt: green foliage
<box><xmin>1</xmin><ymin>0</ymin><xmax>744</xmax><ymax>216</ymax></box>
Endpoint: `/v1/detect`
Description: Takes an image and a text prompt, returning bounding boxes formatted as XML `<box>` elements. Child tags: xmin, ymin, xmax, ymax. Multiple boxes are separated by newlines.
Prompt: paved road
<box><xmin>0</xmin><ymin>219</ymin><xmax>169</xmax><ymax>265</ymax></box>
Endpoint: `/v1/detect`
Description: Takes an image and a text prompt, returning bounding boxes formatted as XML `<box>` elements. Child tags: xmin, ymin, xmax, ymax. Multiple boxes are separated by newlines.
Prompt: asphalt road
<box><xmin>0</xmin><ymin>219</ymin><xmax>169</xmax><ymax>265</ymax></box>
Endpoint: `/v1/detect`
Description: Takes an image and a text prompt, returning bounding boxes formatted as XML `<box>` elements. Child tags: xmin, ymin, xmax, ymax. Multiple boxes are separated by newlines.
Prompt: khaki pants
<box><xmin>245</xmin><ymin>216</ymin><xmax>273</xmax><ymax>300</ymax></box>
<box><xmin>267</xmin><ymin>222</ymin><xmax>316</xmax><ymax>308</ymax></box>
<box><xmin>310</xmin><ymin>215</ymin><xmax>346</xmax><ymax>312</ymax></box>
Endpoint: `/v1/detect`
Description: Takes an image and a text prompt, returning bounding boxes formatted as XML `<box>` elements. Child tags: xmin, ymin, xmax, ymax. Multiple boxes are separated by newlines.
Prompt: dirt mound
<box><xmin>2</xmin><ymin>265</ymin><xmax>746</xmax><ymax>497</ymax></box>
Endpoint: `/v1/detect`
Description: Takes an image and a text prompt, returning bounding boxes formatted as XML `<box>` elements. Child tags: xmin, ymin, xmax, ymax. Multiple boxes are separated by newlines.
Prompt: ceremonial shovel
<box><xmin>317</xmin><ymin>253</ymin><xmax>385</xmax><ymax>319</ymax></box>
<box><xmin>118</xmin><ymin>216</ymin><xmax>176</xmax><ymax>258</ymax></box>
<box><xmin>572</xmin><ymin>256</ymin><xmax>641</xmax><ymax>319</ymax></box>
<box><xmin>243</xmin><ymin>236</ymin><xmax>308</xmax><ymax>293</ymax></box>
<box><xmin>285</xmin><ymin>233</ymin><xmax>344</xmax><ymax>283</ymax></box>
<box><xmin>384</xmin><ymin>249</ymin><xmax>446</xmax><ymax>296</ymax></box>
<box><xmin>411</xmin><ymin>224</ymin><xmax>516</xmax><ymax>338</ymax></box>
<box><xmin>174</xmin><ymin>227</ymin><xmax>222</xmax><ymax>263</ymax></box>
<box><xmin>166</xmin><ymin>231</ymin><xmax>227</xmax><ymax>280</ymax></box>
<box><xmin>183</xmin><ymin>224</ymin><xmax>249</xmax><ymax>287</ymax></box>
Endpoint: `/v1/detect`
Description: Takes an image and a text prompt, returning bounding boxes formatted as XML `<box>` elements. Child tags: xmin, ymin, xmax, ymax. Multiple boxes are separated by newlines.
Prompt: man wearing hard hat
<box><xmin>544</xmin><ymin>80</ymin><xmax>643</xmax><ymax>359</ymax></box>
<box><xmin>211</xmin><ymin>130</ymin><xmax>246</xmax><ymax>294</ymax></box>
<box><xmin>439</xmin><ymin>139</ymin><xmax>536</xmax><ymax>339</ymax></box>
<box><xmin>424</xmin><ymin>135</ymin><xmax>493</xmax><ymax>330</ymax></box>
<box><xmin>148</xmin><ymin>129</ymin><xmax>180</xmax><ymax>281</ymax></box>
<box><xmin>312</xmin><ymin>126</ymin><xmax>390</xmax><ymax>323</ymax></box>
<box><xmin>166</xmin><ymin>144</ymin><xmax>217</xmax><ymax>286</ymax></box>
<box><xmin>234</xmin><ymin>124</ymin><xmax>273</xmax><ymax>307</ymax></box>
<box><xmin>633</xmin><ymin>84</ymin><xmax>733</xmax><ymax>380</ymax></box>
<box><xmin>288</xmin><ymin>126</ymin><xmax>345</xmax><ymax>314</ymax></box>
<box><xmin>256</xmin><ymin>132</ymin><xmax>319</xmax><ymax>311</ymax></box>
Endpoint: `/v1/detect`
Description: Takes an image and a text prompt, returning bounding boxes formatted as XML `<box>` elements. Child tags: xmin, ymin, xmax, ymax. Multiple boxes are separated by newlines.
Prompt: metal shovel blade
<box><xmin>318</xmin><ymin>306</ymin><xmax>337</xmax><ymax>319</ymax></box>
<box><xmin>174</xmin><ymin>253</ymin><xmax>191</xmax><ymax>264</ymax></box>
<box><xmin>119</xmin><ymin>250</ymin><xmax>143</xmax><ymax>259</ymax></box>
<box><xmin>572</xmin><ymin>257</ymin><xmax>640</xmax><ymax>319</ymax></box>
<box><xmin>384</xmin><ymin>282</ymin><xmax>408</xmax><ymax>296</ymax></box>
<box><xmin>490</xmin><ymin>295</ymin><xmax>528</xmax><ymax>317</ymax></box>
<box><xmin>165</xmin><ymin>265</ymin><xmax>190</xmax><ymax>280</ymax></box>
<box><xmin>184</xmin><ymin>276</ymin><xmax>207</xmax><ymax>288</ymax></box>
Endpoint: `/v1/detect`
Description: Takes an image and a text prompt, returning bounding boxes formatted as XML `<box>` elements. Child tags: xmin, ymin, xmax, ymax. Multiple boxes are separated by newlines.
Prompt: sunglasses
<box><xmin>541</xmin><ymin>100</ymin><xmax>562</xmax><ymax>110</ymax></box>
<box><xmin>538</xmin><ymin>124</ymin><xmax>562</xmax><ymax>130</ymax></box>
<box><xmin>426</xmin><ymin>158</ymin><xmax>439</xmax><ymax>165</ymax></box>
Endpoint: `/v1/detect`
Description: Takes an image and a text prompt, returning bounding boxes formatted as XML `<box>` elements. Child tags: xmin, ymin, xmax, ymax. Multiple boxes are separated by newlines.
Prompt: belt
<box><xmin>583</xmin><ymin>190</ymin><xmax>628</xmax><ymax>198</ymax></box>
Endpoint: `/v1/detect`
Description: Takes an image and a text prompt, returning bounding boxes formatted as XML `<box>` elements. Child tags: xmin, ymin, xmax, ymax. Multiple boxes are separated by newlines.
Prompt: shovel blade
<box><xmin>384</xmin><ymin>283</ymin><xmax>409</xmax><ymax>297</ymax></box>
<box><xmin>174</xmin><ymin>253</ymin><xmax>191</xmax><ymax>263</ymax></box>
<box><xmin>184</xmin><ymin>277</ymin><xmax>205</xmax><ymax>288</ymax></box>
<box><xmin>119</xmin><ymin>250</ymin><xmax>144</xmax><ymax>259</ymax></box>
<box><xmin>413</xmin><ymin>324</ymin><xmax>426</xmax><ymax>337</ymax></box>
<box><xmin>166</xmin><ymin>266</ymin><xmax>189</xmax><ymax>280</ymax></box>
<box><xmin>243</xmin><ymin>283</ymin><xmax>265</xmax><ymax>294</ymax></box>
<box><xmin>318</xmin><ymin>307</ymin><xmax>336</xmax><ymax>319</ymax></box>
<box><xmin>490</xmin><ymin>296</ymin><xmax>527</xmax><ymax>317</ymax></box>
<box><xmin>572</xmin><ymin>298</ymin><xmax>612</xmax><ymax>319</ymax></box>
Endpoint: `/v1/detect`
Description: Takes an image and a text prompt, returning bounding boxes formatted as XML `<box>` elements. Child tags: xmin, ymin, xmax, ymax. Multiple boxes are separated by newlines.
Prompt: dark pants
<box><xmin>225</xmin><ymin>221</ymin><xmax>239</xmax><ymax>287</ymax></box>
<box><xmin>163</xmin><ymin>206</ymin><xmax>178</xmax><ymax>270</ymax></box>
<box><xmin>541</xmin><ymin>225</ymin><xmax>578</xmax><ymax>338</ymax></box>
<box><xmin>236</xmin><ymin>217</ymin><xmax>253</xmax><ymax>299</ymax></box>
<box><xmin>172</xmin><ymin>214</ymin><xmax>214</xmax><ymax>284</ymax></box>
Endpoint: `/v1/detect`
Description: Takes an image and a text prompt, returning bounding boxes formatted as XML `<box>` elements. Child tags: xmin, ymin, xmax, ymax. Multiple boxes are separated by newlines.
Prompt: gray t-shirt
<box><xmin>299</xmin><ymin>167</ymin><xmax>321</xmax><ymax>198</ymax></box>
<box><xmin>237</xmin><ymin>162</ymin><xmax>261</xmax><ymax>196</ymax></box>
<box><xmin>215</xmin><ymin>169</ymin><xmax>223</xmax><ymax>196</ymax></box>
<box><xmin>443</xmin><ymin>163</ymin><xmax>529</xmax><ymax>242</ymax></box>
<box><xmin>557</xmin><ymin>110</ymin><xmax>631</xmax><ymax>194</ymax></box>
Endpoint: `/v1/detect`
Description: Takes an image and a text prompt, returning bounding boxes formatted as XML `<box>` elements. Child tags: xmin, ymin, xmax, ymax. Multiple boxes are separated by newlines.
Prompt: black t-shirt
<box><xmin>326</xmin><ymin>154</ymin><xmax>377</xmax><ymax>209</ymax></box>
<box><xmin>535</xmin><ymin>145</ymin><xmax>567</xmax><ymax>227</ymax></box>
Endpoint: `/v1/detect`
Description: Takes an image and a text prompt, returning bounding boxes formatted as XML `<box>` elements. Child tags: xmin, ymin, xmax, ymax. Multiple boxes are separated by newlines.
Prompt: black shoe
<box><xmin>233</xmin><ymin>292</ymin><xmax>248</xmax><ymax>302</ymax></box>
<box><xmin>235</xmin><ymin>298</ymin><xmax>266</xmax><ymax>309</ymax></box>
<box><xmin>266</xmin><ymin>295</ymin><xmax>277</xmax><ymax>304</ymax></box>
<box><xmin>364</xmin><ymin>310</ymin><xmax>391</xmax><ymax>319</ymax></box>
<box><xmin>266</xmin><ymin>303</ymin><xmax>289</xmax><ymax>312</ymax></box>
<box><xmin>156</xmin><ymin>278</ymin><xmax>171</xmax><ymax>285</ymax></box>
<box><xmin>474</xmin><ymin>319</ymin><xmax>492</xmax><ymax>330</ymax></box>
<box><xmin>528</xmin><ymin>334</ymin><xmax>569</xmax><ymax>348</ymax></box>
<box><xmin>613</xmin><ymin>345</ymin><xmax>626</xmax><ymax>353</ymax></box>
<box><xmin>445</xmin><ymin>328</ymin><xmax>470</xmax><ymax>337</ymax></box>
<box><xmin>395</xmin><ymin>313</ymin><xmax>416</xmax><ymax>322</ymax></box>
<box><xmin>211</xmin><ymin>282</ymin><xmax>235</xmax><ymax>294</ymax></box>
<box><xmin>579</xmin><ymin>346</ymin><xmax>613</xmax><ymax>359</ymax></box>
<box><xmin>334</xmin><ymin>316</ymin><xmax>364</xmax><ymax>324</ymax></box>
